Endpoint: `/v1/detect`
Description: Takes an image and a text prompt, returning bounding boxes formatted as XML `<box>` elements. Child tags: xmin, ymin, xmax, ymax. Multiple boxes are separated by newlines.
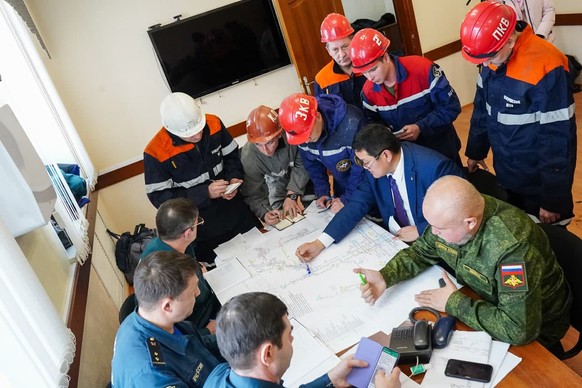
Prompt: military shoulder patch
<box><xmin>336</xmin><ymin>158</ymin><xmax>351</xmax><ymax>172</ymax></box>
<box><xmin>147</xmin><ymin>336</ymin><xmax>166</xmax><ymax>366</ymax></box>
<box><xmin>500</xmin><ymin>263</ymin><xmax>528</xmax><ymax>292</ymax></box>
<box><xmin>432</xmin><ymin>65</ymin><xmax>442</xmax><ymax>78</ymax></box>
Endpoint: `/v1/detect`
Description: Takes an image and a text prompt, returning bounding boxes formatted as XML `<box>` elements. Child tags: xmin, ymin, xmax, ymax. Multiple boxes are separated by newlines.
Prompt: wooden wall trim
<box><xmin>95</xmin><ymin>121</ymin><xmax>248</xmax><ymax>192</ymax></box>
<box><xmin>95</xmin><ymin>160</ymin><xmax>144</xmax><ymax>191</ymax></box>
<box><xmin>67</xmin><ymin>190</ymin><xmax>98</xmax><ymax>388</ymax></box>
<box><xmin>556</xmin><ymin>13</ymin><xmax>582</xmax><ymax>26</ymax></box>
<box><xmin>423</xmin><ymin>40</ymin><xmax>462</xmax><ymax>62</ymax></box>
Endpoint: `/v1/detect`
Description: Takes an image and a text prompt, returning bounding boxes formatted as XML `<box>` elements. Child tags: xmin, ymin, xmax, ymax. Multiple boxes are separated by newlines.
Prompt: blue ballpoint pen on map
<box><xmin>317</xmin><ymin>195</ymin><xmax>336</xmax><ymax>213</ymax></box>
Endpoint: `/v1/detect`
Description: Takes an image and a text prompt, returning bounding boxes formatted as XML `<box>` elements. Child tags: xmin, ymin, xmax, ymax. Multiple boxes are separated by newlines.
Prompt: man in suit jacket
<box><xmin>296</xmin><ymin>123</ymin><xmax>464</xmax><ymax>261</ymax></box>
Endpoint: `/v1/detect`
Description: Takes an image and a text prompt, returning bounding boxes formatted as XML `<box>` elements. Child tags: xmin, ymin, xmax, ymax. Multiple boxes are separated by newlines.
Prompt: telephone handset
<box><xmin>412</xmin><ymin>319</ymin><xmax>430</xmax><ymax>349</ymax></box>
<box><xmin>389</xmin><ymin>306</ymin><xmax>455</xmax><ymax>364</ymax></box>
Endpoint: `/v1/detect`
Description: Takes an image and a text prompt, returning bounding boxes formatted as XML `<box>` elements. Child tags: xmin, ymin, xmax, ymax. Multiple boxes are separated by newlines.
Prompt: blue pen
<box><xmin>326</xmin><ymin>195</ymin><xmax>336</xmax><ymax>204</ymax></box>
<box><xmin>305</xmin><ymin>263</ymin><xmax>312</xmax><ymax>275</ymax></box>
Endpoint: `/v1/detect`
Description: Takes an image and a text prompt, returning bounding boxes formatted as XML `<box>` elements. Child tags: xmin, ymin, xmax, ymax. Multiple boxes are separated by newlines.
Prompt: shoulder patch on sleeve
<box><xmin>147</xmin><ymin>337</ymin><xmax>166</xmax><ymax>366</ymax></box>
<box><xmin>499</xmin><ymin>263</ymin><xmax>528</xmax><ymax>292</ymax></box>
<box><xmin>432</xmin><ymin>64</ymin><xmax>442</xmax><ymax>79</ymax></box>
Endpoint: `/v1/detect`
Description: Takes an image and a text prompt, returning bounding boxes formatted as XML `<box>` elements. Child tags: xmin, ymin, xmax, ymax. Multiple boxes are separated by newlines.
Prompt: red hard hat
<box><xmin>320</xmin><ymin>13</ymin><xmax>354</xmax><ymax>43</ymax></box>
<box><xmin>246</xmin><ymin>105</ymin><xmax>282</xmax><ymax>143</ymax></box>
<box><xmin>350</xmin><ymin>28</ymin><xmax>390</xmax><ymax>73</ymax></box>
<box><xmin>279</xmin><ymin>93</ymin><xmax>318</xmax><ymax>145</ymax></box>
<box><xmin>460</xmin><ymin>0</ymin><xmax>517</xmax><ymax>64</ymax></box>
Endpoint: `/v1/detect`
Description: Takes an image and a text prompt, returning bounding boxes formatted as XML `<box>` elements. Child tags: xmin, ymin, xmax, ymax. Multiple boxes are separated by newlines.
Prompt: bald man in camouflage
<box><xmin>355</xmin><ymin>176</ymin><xmax>571</xmax><ymax>354</ymax></box>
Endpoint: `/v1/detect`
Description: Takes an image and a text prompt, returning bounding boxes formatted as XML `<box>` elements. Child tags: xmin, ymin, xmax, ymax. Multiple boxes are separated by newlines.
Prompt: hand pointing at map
<box><xmin>296</xmin><ymin>240</ymin><xmax>325</xmax><ymax>262</ymax></box>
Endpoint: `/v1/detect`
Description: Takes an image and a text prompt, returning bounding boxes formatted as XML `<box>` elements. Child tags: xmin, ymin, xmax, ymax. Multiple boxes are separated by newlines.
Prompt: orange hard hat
<box><xmin>246</xmin><ymin>105</ymin><xmax>282</xmax><ymax>143</ymax></box>
<box><xmin>460</xmin><ymin>0</ymin><xmax>517</xmax><ymax>64</ymax></box>
<box><xmin>320</xmin><ymin>13</ymin><xmax>354</xmax><ymax>43</ymax></box>
<box><xmin>350</xmin><ymin>28</ymin><xmax>390</xmax><ymax>73</ymax></box>
<box><xmin>279</xmin><ymin>93</ymin><xmax>318</xmax><ymax>145</ymax></box>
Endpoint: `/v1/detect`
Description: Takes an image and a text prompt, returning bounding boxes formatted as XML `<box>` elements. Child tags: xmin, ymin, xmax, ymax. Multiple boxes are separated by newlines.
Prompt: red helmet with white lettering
<box><xmin>279</xmin><ymin>93</ymin><xmax>318</xmax><ymax>145</ymax></box>
<box><xmin>350</xmin><ymin>28</ymin><xmax>390</xmax><ymax>73</ymax></box>
<box><xmin>320</xmin><ymin>13</ymin><xmax>354</xmax><ymax>43</ymax></box>
<box><xmin>460</xmin><ymin>0</ymin><xmax>517</xmax><ymax>64</ymax></box>
<box><xmin>246</xmin><ymin>105</ymin><xmax>282</xmax><ymax>143</ymax></box>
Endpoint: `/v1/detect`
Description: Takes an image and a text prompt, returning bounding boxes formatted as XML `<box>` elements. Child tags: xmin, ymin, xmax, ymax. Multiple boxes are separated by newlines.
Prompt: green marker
<box><xmin>358</xmin><ymin>272</ymin><xmax>367</xmax><ymax>285</ymax></box>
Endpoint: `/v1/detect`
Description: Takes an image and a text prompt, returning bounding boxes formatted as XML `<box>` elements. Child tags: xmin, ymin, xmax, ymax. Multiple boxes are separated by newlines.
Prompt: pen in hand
<box><xmin>358</xmin><ymin>272</ymin><xmax>367</xmax><ymax>285</ymax></box>
<box><xmin>262</xmin><ymin>204</ymin><xmax>281</xmax><ymax>220</ymax></box>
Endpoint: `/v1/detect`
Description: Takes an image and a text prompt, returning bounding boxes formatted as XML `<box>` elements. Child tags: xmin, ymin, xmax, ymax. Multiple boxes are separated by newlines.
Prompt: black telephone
<box><xmin>389</xmin><ymin>307</ymin><xmax>455</xmax><ymax>365</ymax></box>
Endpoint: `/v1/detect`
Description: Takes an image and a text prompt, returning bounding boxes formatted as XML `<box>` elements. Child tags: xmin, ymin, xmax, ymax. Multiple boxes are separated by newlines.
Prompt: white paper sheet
<box><xmin>421</xmin><ymin>331</ymin><xmax>492</xmax><ymax>387</ymax></box>
<box><xmin>490</xmin><ymin>351</ymin><xmax>522</xmax><ymax>387</ymax></box>
<box><xmin>202</xmin><ymin>258</ymin><xmax>250</xmax><ymax>294</ymax></box>
<box><xmin>282</xmin><ymin>318</ymin><xmax>340</xmax><ymax>387</ymax></box>
<box><xmin>485</xmin><ymin>341</ymin><xmax>510</xmax><ymax>388</ymax></box>
<box><xmin>209</xmin><ymin>205</ymin><xmax>454</xmax><ymax>353</ymax></box>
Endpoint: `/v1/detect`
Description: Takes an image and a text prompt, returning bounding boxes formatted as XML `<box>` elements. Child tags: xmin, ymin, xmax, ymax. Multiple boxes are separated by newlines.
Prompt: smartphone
<box><xmin>368</xmin><ymin>347</ymin><xmax>399</xmax><ymax>388</ymax></box>
<box><xmin>224</xmin><ymin>182</ymin><xmax>241</xmax><ymax>195</ymax></box>
<box><xmin>445</xmin><ymin>358</ymin><xmax>493</xmax><ymax>383</ymax></box>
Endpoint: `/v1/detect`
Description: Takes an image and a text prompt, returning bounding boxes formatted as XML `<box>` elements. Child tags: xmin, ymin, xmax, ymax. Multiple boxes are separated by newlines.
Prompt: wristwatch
<box><xmin>285</xmin><ymin>193</ymin><xmax>299</xmax><ymax>201</ymax></box>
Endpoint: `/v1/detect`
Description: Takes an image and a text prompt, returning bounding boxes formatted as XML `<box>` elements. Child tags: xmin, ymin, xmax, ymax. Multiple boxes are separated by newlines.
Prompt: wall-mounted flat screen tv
<box><xmin>148</xmin><ymin>0</ymin><xmax>291</xmax><ymax>99</ymax></box>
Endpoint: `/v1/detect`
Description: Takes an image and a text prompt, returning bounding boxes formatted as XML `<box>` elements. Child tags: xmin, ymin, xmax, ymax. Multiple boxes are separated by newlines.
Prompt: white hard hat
<box><xmin>160</xmin><ymin>92</ymin><xmax>206</xmax><ymax>137</ymax></box>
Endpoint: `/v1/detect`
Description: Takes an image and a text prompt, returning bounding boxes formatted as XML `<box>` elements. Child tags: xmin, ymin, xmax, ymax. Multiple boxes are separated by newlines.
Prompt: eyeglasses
<box><xmin>183</xmin><ymin>217</ymin><xmax>204</xmax><ymax>233</ymax></box>
<box><xmin>355</xmin><ymin>150</ymin><xmax>385</xmax><ymax>170</ymax></box>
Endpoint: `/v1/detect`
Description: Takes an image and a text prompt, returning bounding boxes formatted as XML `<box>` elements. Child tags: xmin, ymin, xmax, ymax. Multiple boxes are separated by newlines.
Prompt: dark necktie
<box><xmin>389</xmin><ymin>175</ymin><xmax>410</xmax><ymax>227</ymax></box>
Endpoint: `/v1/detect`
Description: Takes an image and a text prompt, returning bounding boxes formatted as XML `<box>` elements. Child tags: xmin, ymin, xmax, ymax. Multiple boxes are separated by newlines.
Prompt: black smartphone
<box><xmin>445</xmin><ymin>358</ymin><xmax>493</xmax><ymax>383</ymax></box>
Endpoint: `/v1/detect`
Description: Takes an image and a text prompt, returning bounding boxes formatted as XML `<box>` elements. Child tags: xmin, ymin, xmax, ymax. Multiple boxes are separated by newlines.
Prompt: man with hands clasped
<box><xmin>355</xmin><ymin>176</ymin><xmax>571</xmax><ymax>355</ymax></box>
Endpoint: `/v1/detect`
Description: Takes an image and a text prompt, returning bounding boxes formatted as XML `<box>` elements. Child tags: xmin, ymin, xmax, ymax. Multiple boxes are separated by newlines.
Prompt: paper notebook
<box><xmin>274</xmin><ymin>213</ymin><xmax>305</xmax><ymax>231</ymax></box>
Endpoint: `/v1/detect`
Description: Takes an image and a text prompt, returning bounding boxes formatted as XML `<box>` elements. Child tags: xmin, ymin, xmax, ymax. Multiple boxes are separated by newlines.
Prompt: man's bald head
<box><xmin>423</xmin><ymin>176</ymin><xmax>484</xmax><ymax>245</ymax></box>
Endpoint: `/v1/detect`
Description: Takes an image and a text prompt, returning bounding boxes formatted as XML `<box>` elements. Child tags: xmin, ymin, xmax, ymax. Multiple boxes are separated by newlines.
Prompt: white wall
<box><xmin>26</xmin><ymin>0</ymin><xmax>300</xmax><ymax>172</ymax></box>
<box><xmin>342</xmin><ymin>0</ymin><xmax>395</xmax><ymax>22</ymax></box>
<box><xmin>23</xmin><ymin>0</ymin><xmax>301</xmax><ymax>231</ymax></box>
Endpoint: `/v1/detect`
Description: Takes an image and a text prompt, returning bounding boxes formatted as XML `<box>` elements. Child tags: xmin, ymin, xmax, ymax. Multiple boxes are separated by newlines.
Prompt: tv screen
<box><xmin>148</xmin><ymin>0</ymin><xmax>291</xmax><ymax>99</ymax></box>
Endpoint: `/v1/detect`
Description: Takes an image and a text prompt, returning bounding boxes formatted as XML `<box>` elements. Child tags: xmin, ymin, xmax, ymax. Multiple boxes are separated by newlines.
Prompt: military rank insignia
<box><xmin>500</xmin><ymin>263</ymin><xmax>528</xmax><ymax>291</ymax></box>
<box><xmin>147</xmin><ymin>337</ymin><xmax>166</xmax><ymax>366</ymax></box>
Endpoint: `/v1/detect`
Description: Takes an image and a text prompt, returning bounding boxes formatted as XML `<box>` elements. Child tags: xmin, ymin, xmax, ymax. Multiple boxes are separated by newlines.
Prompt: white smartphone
<box><xmin>224</xmin><ymin>182</ymin><xmax>242</xmax><ymax>195</ymax></box>
<box><xmin>392</xmin><ymin>128</ymin><xmax>406</xmax><ymax>136</ymax></box>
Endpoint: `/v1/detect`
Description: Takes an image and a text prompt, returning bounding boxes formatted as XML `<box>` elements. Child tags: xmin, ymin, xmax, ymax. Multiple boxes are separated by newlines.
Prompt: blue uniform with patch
<box><xmin>299</xmin><ymin>94</ymin><xmax>365</xmax><ymax>203</ymax></box>
<box><xmin>204</xmin><ymin>363</ymin><xmax>333</xmax><ymax>387</ymax></box>
<box><xmin>466</xmin><ymin>24</ymin><xmax>576</xmax><ymax>219</ymax></box>
<box><xmin>362</xmin><ymin>55</ymin><xmax>462</xmax><ymax>165</ymax></box>
<box><xmin>141</xmin><ymin>238</ymin><xmax>221</xmax><ymax>336</ymax></box>
<box><xmin>314</xmin><ymin>60</ymin><xmax>366</xmax><ymax>112</ymax></box>
<box><xmin>112</xmin><ymin>311</ymin><xmax>224</xmax><ymax>388</ymax></box>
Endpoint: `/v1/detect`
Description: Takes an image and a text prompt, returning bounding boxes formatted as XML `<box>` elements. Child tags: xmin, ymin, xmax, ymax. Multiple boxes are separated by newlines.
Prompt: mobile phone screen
<box><xmin>445</xmin><ymin>358</ymin><xmax>493</xmax><ymax>383</ymax></box>
<box><xmin>368</xmin><ymin>347</ymin><xmax>399</xmax><ymax>388</ymax></box>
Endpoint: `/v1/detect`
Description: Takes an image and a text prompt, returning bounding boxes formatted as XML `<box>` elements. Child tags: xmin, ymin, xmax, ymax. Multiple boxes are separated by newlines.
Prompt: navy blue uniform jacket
<box><xmin>324</xmin><ymin>142</ymin><xmax>464</xmax><ymax>242</ymax></box>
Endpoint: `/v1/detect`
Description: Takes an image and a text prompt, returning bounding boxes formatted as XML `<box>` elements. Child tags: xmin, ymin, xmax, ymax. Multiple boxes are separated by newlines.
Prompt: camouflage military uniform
<box><xmin>380</xmin><ymin>195</ymin><xmax>571</xmax><ymax>347</ymax></box>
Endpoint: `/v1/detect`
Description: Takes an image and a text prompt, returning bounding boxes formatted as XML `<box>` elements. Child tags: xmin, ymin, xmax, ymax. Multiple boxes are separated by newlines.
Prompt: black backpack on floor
<box><xmin>106</xmin><ymin>224</ymin><xmax>156</xmax><ymax>286</ymax></box>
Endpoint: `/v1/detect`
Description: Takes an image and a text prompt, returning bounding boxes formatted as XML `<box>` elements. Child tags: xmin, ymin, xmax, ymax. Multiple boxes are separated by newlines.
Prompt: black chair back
<box><xmin>539</xmin><ymin>223</ymin><xmax>582</xmax><ymax>359</ymax></box>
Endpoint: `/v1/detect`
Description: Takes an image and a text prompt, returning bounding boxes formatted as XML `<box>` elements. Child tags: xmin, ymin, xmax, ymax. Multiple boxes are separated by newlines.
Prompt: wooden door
<box><xmin>273</xmin><ymin>0</ymin><xmax>345</xmax><ymax>95</ymax></box>
<box><xmin>392</xmin><ymin>0</ymin><xmax>422</xmax><ymax>55</ymax></box>
<box><xmin>273</xmin><ymin>0</ymin><xmax>423</xmax><ymax>94</ymax></box>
